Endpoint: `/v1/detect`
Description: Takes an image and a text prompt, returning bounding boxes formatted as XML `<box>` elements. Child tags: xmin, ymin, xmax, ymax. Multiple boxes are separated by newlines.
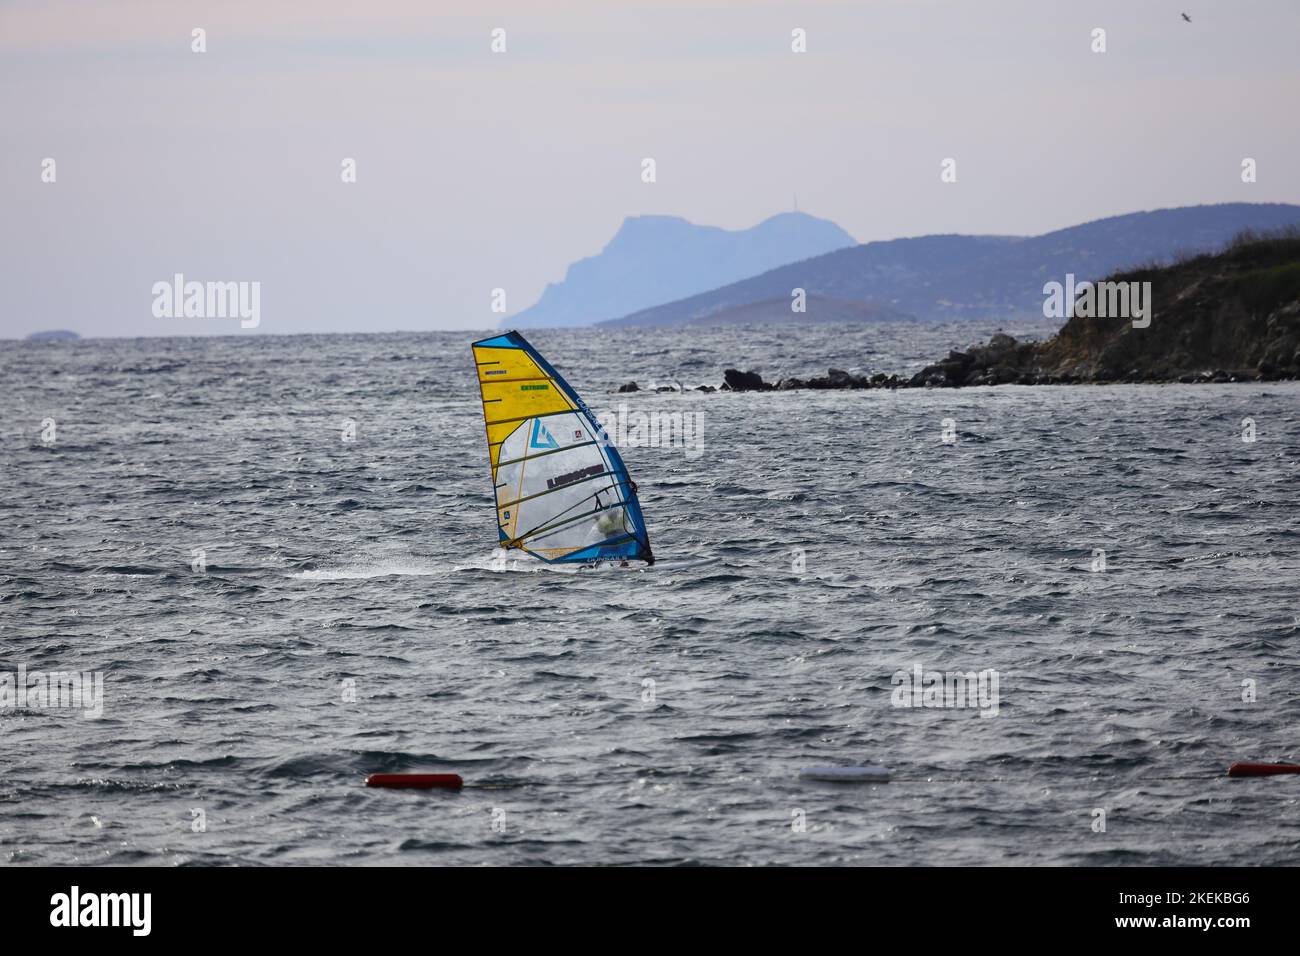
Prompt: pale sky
<box><xmin>2</xmin><ymin>0</ymin><xmax>1298</xmax><ymax>337</ymax></box>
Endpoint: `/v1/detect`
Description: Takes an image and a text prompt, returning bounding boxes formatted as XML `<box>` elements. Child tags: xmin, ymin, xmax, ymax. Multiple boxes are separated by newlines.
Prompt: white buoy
<box><xmin>799</xmin><ymin>766</ymin><xmax>892</xmax><ymax>783</ymax></box>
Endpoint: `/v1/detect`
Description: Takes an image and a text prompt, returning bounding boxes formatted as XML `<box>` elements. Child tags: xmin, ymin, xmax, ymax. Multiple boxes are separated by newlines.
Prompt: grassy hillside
<box><xmin>907</xmin><ymin>230</ymin><xmax>1300</xmax><ymax>386</ymax></box>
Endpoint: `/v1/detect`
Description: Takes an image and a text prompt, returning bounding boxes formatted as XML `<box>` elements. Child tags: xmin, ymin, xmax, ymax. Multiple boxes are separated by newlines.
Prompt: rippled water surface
<box><xmin>2</xmin><ymin>324</ymin><xmax>1298</xmax><ymax>865</ymax></box>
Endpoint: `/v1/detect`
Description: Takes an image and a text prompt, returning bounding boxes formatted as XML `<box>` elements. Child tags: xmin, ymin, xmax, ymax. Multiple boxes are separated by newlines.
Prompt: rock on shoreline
<box><xmin>25</xmin><ymin>330</ymin><xmax>81</xmax><ymax>342</ymax></box>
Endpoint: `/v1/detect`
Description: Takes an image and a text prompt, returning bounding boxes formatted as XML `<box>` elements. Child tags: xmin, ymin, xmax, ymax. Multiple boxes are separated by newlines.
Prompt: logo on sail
<box><xmin>529</xmin><ymin>419</ymin><xmax>559</xmax><ymax>450</ymax></box>
<box><xmin>546</xmin><ymin>463</ymin><xmax>605</xmax><ymax>490</ymax></box>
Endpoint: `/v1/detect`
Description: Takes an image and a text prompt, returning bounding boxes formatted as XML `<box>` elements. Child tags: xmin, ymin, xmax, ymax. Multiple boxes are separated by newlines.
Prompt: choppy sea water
<box><xmin>2</xmin><ymin>323</ymin><xmax>1298</xmax><ymax>866</ymax></box>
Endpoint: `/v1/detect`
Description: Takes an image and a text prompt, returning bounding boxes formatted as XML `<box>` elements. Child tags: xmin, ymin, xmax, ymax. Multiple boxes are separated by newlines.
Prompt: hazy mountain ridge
<box><xmin>505</xmin><ymin>211</ymin><xmax>857</xmax><ymax>328</ymax></box>
<box><xmin>599</xmin><ymin>203</ymin><xmax>1300</xmax><ymax>328</ymax></box>
<box><xmin>672</xmin><ymin>294</ymin><xmax>915</xmax><ymax>326</ymax></box>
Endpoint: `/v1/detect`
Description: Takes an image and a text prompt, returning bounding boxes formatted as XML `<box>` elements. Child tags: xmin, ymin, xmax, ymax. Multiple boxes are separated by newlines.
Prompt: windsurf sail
<box><xmin>470</xmin><ymin>330</ymin><xmax>654</xmax><ymax>565</ymax></box>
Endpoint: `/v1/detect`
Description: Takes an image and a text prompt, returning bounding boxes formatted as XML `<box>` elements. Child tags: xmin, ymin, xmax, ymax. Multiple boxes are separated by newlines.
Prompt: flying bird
<box><xmin>1181</xmin><ymin>12</ymin><xmax>1192</xmax><ymax>22</ymax></box>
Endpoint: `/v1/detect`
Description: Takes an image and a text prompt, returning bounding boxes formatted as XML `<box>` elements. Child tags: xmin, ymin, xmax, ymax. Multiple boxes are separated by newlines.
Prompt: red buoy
<box><xmin>366</xmin><ymin>773</ymin><xmax>464</xmax><ymax>790</ymax></box>
<box><xmin>1227</xmin><ymin>762</ymin><xmax>1300</xmax><ymax>778</ymax></box>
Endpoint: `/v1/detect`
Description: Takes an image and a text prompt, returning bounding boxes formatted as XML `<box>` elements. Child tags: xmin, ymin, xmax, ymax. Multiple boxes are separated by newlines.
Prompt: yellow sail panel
<box><xmin>473</xmin><ymin>344</ymin><xmax>575</xmax><ymax>467</ymax></box>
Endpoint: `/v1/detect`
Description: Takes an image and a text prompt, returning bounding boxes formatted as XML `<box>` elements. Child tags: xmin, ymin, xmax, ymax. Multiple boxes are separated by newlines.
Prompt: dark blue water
<box><xmin>2</xmin><ymin>323</ymin><xmax>1298</xmax><ymax>865</ymax></box>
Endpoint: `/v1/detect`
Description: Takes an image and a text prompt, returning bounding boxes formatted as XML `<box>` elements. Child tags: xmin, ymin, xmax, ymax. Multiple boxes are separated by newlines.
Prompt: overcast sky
<box><xmin>3</xmin><ymin>0</ymin><xmax>1298</xmax><ymax>338</ymax></box>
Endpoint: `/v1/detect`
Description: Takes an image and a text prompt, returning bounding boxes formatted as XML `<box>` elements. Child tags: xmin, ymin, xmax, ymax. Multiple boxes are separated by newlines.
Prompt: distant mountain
<box><xmin>598</xmin><ymin>203</ymin><xmax>1300</xmax><ymax>328</ymax></box>
<box><xmin>506</xmin><ymin>212</ymin><xmax>856</xmax><ymax>328</ymax></box>
<box><xmin>25</xmin><ymin>330</ymin><xmax>80</xmax><ymax>342</ymax></box>
<box><xmin>665</xmin><ymin>294</ymin><xmax>914</xmax><ymax>326</ymax></box>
